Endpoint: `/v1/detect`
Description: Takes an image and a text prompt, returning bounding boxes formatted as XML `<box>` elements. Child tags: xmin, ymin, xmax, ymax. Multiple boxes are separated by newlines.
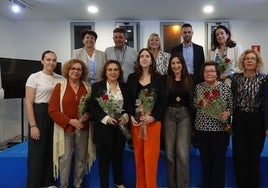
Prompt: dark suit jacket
<box><xmin>89</xmin><ymin>81</ymin><xmax>128</xmax><ymax>144</ymax></box>
<box><xmin>126</xmin><ymin>73</ymin><xmax>165</xmax><ymax>121</ymax></box>
<box><xmin>171</xmin><ymin>42</ymin><xmax>205</xmax><ymax>84</ymax></box>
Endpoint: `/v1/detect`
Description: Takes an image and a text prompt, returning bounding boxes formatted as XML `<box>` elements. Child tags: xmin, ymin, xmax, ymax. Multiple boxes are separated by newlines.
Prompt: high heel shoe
<box><xmin>115</xmin><ymin>184</ymin><xmax>126</xmax><ymax>188</ymax></box>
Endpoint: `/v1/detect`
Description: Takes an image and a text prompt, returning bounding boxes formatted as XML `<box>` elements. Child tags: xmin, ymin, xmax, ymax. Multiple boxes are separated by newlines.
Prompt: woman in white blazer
<box><xmin>207</xmin><ymin>25</ymin><xmax>242</xmax><ymax>85</ymax></box>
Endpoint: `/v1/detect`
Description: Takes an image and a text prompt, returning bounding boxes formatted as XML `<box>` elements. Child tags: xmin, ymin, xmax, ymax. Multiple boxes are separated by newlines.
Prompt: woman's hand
<box><xmin>140</xmin><ymin>114</ymin><xmax>155</xmax><ymax>124</ymax></box>
<box><xmin>118</xmin><ymin>115</ymin><xmax>127</xmax><ymax>126</ymax></box>
<box><xmin>30</xmin><ymin>126</ymin><xmax>40</xmax><ymax>140</ymax></box>
<box><xmin>69</xmin><ymin>119</ymin><xmax>84</xmax><ymax>130</ymax></box>
<box><xmin>80</xmin><ymin>112</ymin><xmax>89</xmax><ymax>122</ymax></box>
<box><xmin>265</xmin><ymin>129</ymin><xmax>268</xmax><ymax>136</ymax></box>
<box><xmin>131</xmin><ymin>116</ymin><xmax>141</xmax><ymax>126</ymax></box>
<box><xmin>220</xmin><ymin>111</ymin><xmax>230</xmax><ymax>121</ymax></box>
<box><xmin>107</xmin><ymin>117</ymin><xmax>117</xmax><ymax>125</ymax></box>
<box><xmin>220</xmin><ymin>73</ymin><xmax>228</xmax><ymax>79</ymax></box>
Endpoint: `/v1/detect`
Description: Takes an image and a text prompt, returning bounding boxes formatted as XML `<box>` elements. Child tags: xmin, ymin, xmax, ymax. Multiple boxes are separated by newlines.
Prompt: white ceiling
<box><xmin>0</xmin><ymin>0</ymin><xmax>268</xmax><ymax>21</ymax></box>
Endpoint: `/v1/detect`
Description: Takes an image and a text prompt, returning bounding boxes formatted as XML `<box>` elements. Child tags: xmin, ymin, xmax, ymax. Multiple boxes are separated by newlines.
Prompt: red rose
<box><xmin>145</xmin><ymin>91</ymin><xmax>150</xmax><ymax>97</ymax></box>
<box><xmin>207</xmin><ymin>98</ymin><xmax>213</xmax><ymax>105</ymax></box>
<box><xmin>198</xmin><ymin>100</ymin><xmax>204</xmax><ymax>106</ymax></box>
<box><xmin>204</xmin><ymin>92</ymin><xmax>210</xmax><ymax>99</ymax></box>
<box><xmin>212</xmin><ymin>89</ymin><xmax>219</xmax><ymax>98</ymax></box>
<box><xmin>102</xmin><ymin>94</ymin><xmax>109</xmax><ymax>100</ymax></box>
<box><xmin>225</xmin><ymin>58</ymin><xmax>231</xmax><ymax>63</ymax></box>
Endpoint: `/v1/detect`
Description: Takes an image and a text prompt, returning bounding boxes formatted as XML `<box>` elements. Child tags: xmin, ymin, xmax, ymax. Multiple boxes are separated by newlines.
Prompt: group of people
<box><xmin>25</xmin><ymin>23</ymin><xmax>268</xmax><ymax>188</ymax></box>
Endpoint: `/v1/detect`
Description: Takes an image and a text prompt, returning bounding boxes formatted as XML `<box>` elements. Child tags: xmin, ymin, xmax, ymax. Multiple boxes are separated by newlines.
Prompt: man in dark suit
<box><xmin>171</xmin><ymin>23</ymin><xmax>205</xmax><ymax>85</ymax></box>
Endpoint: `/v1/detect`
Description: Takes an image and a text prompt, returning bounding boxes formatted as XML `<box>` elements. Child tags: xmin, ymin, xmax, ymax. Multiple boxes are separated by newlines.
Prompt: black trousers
<box><xmin>27</xmin><ymin>103</ymin><xmax>54</xmax><ymax>188</ymax></box>
<box><xmin>232</xmin><ymin>110</ymin><xmax>265</xmax><ymax>188</ymax></box>
<box><xmin>97</xmin><ymin>127</ymin><xmax>126</xmax><ymax>188</ymax></box>
<box><xmin>196</xmin><ymin>130</ymin><xmax>228</xmax><ymax>188</ymax></box>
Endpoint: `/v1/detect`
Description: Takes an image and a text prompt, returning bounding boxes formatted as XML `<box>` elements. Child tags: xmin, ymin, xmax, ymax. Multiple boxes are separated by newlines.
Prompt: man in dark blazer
<box><xmin>171</xmin><ymin>23</ymin><xmax>205</xmax><ymax>85</ymax></box>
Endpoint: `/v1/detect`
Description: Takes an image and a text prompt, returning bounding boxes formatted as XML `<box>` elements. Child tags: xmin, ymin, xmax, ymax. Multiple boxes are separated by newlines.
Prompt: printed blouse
<box><xmin>194</xmin><ymin>82</ymin><xmax>233</xmax><ymax>131</ymax></box>
<box><xmin>231</xmin><ymin>72</ymin><xmax>266</xmax><ymax>112</ymax></box>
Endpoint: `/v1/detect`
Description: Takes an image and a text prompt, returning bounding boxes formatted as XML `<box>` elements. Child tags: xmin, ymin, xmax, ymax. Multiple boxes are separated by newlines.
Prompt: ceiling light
<box><xmin>87</xmin><ymin>6</ymin><xmax>98</xmax><ymax>14</ymax></box>
<box><xmin>11</xmin><ymin>3</ymin><xmax>20</xmax><ymax>13</ymax></box>
<box><xmin>9</xmin><ymin>0</ymin><xmax>35</xmax><ymax>12</ymax></box>
<box><xmin>203</xmin><ymin>5</ymin><xmax>214</xmax><ymax>14</ymax></box>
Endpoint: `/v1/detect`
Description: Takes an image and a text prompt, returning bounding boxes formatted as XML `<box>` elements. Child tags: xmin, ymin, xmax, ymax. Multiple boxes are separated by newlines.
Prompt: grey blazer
<box><xmin>105</xmin><ymin>45</ymin><xmax>138</xmax><ymax>82</ymax></box>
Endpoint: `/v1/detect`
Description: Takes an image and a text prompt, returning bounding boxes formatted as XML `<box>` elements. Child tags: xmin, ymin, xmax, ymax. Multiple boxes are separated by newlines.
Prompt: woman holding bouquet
<box><xmin>207</xmin><ymin>25</ymin><xmax>242</xmax><ymax>85</ymax></box>
<box><xmin>48</xmin><ymin>59</ymin><xmax>95</xmax><ymax>188</ymax></box>
<box><xmin>232</xmin><ymin>49</ymin><xmax>266</xmax><ymax>188</ymax></box>
<box><xmin>89</xmin><ymin>60</ymin><xmax>129</xmax><ymax>188</ymax></box>
<box><xmin>126</xmin><ymin>48</ymin><xmax>165</xmax><ymax>188</ymax></box>
<box><xmin>163</xmin><ymin>53</ymin><xmax>194</xmax><ymax>188</ymax></box>
<box><xmin>194</xmin><ymin>61</ymin><xmax>232</xmax><ymax>188</ymax></box>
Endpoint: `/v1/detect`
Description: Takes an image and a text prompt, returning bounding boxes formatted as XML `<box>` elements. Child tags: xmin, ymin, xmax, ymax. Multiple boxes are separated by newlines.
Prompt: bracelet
<box><xmin>30</xmin><ymin>125</ymin><xmax>38</xmax><ymax>128</ymax></box>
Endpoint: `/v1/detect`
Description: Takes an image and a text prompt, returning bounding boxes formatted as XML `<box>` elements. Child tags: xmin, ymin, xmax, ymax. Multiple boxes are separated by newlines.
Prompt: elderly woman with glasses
<box><xmin>232</xmin><ymin>49</ymin><xmax>266</xmax><ymax>188</ymax></box>
<box><xmin>194</xmin><ymin>61</ymin><xmax>232</xmax><ymax>188</ymax></box>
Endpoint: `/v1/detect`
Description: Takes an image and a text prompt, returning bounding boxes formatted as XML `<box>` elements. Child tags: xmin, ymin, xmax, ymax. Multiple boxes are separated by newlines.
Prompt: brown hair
<box><xmin>113</xmin><ymin>27</ymin><xmax>127</xmax><ymax>36</ymax></box>
<box><xmin>100</xmin><ymin>60</ymin><xmax>124</xmax><ymax>82</ymax></box>
<box><xmin>166</xmin><ymin>53</ymin><xmax>193</xmax><ymax>90</ymax></box>
<box><xmin>212</xmin><ymin>25</ymin><xmax>236</xmax><ymax>50</ymax></box>
<box><xmin>62</xmin><ymin>59</ymin><xmax>89</xmax><ymax>81</ymax></box>
<box><xmin>200</xmin><ymin>61</ymin><xmax>221</xmax><ymax>80</ymax></box>
<box><xmin>134</xmin><ymin>48</ymin><xmax>159</xmax><ymax>79</ymax></box>
<box><xmin>81</xmin><ymin>29</ymin><xmax>98</xmax><ymax>40</ymax></box>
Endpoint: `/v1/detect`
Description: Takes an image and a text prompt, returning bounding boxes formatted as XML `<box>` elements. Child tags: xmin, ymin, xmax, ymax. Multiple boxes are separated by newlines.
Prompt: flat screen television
<box><xmin>0</xmin><ymin>58</ymin><xmax>62</xmax><ymax>99</ymax></box>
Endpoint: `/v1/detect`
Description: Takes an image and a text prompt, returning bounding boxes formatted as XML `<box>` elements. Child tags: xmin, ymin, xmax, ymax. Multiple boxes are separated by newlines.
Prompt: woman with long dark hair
<box><xmin>127</xmin><ymin>48</ymin><xmax>165</xmax><ymax>188</ymax></box>
<box><xmin>163</xmin><ymin>53</ymin><xmax>194</xmax><ymax>188</ymax></box>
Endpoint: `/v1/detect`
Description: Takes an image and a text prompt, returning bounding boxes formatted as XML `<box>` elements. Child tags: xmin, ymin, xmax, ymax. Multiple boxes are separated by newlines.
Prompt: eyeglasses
<box><xmin>70</xmin><ymin>67</ymin><xmax>82</xmax><ymax>72</ymax></box>
<box><xmin>244</xmin><ymin>57</ymin><xmax>257</xmax><ymax>61</ymax></box>
<box><xmin>107</xmin><ymin>68</ymin><xmax>119</xmax><ymax>72</ymax></box>
<box><xmin>204</xmin><ymin>70</ymin><xmax>216</xmax><ymax>74</ymax></box>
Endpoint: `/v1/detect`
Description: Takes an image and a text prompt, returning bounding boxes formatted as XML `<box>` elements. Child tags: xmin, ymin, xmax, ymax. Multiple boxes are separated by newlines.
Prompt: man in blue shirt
<box><xmin>171</xmin><ymin>23</ymin><xmax>205</xmax><ymax>85</ymax></box>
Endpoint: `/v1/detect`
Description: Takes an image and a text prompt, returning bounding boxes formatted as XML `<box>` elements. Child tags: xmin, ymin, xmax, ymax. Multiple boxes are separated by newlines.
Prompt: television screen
<box><xmin>0</xmin><ymin>58</ymin><xmax>62</xmax><ymax>99</ymax></box>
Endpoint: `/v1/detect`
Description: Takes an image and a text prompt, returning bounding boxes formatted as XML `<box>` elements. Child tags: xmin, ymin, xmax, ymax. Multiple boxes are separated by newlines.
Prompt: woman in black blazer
<box><xmin>89</xmin><ymin>60</ymin><xmax>129</xmax><ymax>188</ymax></box>
<box><xmin>126</xmin><ymin>48</ymin><xmax>165</xmax><ymax>188</ymax></box>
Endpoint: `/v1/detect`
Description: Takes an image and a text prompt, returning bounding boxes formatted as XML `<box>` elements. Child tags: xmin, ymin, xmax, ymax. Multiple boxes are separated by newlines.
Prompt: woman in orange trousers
<box><xmin>126</xmin><ymin>48</ymin><xmax>165</xmax><ymax>188</ymax></box>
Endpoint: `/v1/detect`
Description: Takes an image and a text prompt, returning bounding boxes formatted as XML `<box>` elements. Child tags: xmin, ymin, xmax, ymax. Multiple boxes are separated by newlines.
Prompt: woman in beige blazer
<box><xmin>73</xmin><ymin>29</ymin><xmax>106</xmax><ymax>84</ymax></box>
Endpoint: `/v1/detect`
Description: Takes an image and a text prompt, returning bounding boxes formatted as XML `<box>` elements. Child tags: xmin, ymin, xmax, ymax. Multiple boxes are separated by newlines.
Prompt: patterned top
<box><xmin>194</xmin><ymin>82</ymin><xmax>233</xmax><ymax>131</ymax></box>
<box><xmin>231</xmin><ymin>72</ymin><xmax>266</xmax><ymax>112</ymax></box>
<box><xmin>155</xmin><ymin>51</ymin><xmax>170</xmax><ymax>75</ymax></box>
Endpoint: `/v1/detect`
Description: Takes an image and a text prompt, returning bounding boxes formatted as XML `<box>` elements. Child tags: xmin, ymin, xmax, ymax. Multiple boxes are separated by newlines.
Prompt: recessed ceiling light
<box><xmin>203</xmin><ymin>5</ymin><xmax>214</xmax><ymax>14</ymax></box>
<box><xmin>88</xmin><ymin>6</ymin><xmax>98</xmax><ymax>14</ymax></box>
<box><xmin>11</xmin><ymin>3</ymin><xmax>21</xmax><ymax>13</ymax></box>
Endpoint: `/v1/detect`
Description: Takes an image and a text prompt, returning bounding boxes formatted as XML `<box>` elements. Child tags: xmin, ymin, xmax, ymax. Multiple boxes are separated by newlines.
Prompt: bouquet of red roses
<box><xmin>137</xmin><ymin>88</ymin><xmax>156</xmax><ymax>140</ymax></box>
<box><xmin>97</xmin><ymin>93</ymin><xmax>120</xmax><ymax>117</ymax></box>
<box><xmin>194</xmin><ymin>88</ymin><xmax>232</xmax><ymax>135</ymax></box>
<box><xmin>97</xmin><ymin>92</ymin><xmax>131</xmax><ymax>140</ymax></box>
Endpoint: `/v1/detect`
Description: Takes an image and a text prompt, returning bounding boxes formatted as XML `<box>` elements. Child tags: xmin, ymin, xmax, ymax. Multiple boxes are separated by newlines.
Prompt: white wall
<box><xmin>1</xmin><ymin>16</ymin><xmax>268</xmax><ymax>142</ymax></box>
<box><xmin>0</xmin><ymin>17</ymin><xmax>19</xmax><ymax>143</ymax></box>
<box><xmin>0</xmin><ymin>16</ymin><xmax>15</xmax><ymax>57</ymax></box>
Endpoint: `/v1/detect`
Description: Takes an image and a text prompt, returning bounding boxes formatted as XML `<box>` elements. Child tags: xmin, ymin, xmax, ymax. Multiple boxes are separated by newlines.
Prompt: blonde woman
<box><xmin>232</xmin><ymin>49</ymin><xmax>266</xmax><ymax>187</ymax></box>
<box><xmin>147</xmin><ymin>33</ymin><xmax>170</xmax><ymax>75</ymax></box>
